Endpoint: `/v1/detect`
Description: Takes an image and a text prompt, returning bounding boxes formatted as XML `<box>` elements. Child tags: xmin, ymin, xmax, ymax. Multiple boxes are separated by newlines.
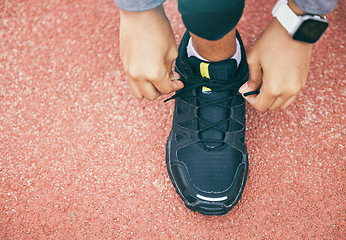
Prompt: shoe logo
<box><xmin>200</xmin><ymin>62</ymin><xmax>212</xmax><ymax>94</ymax></box>
<box><xmin>202</xmin><ymin>86</ymin><xmax>212</xmax><ymax>94</ymax></box>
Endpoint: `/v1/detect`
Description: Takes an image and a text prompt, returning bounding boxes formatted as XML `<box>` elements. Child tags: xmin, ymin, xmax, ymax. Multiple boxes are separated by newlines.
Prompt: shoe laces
<box><xmin>165</xmin><ymin>70</ymin><xmax>249</xmax><ymax>144</ymax></box>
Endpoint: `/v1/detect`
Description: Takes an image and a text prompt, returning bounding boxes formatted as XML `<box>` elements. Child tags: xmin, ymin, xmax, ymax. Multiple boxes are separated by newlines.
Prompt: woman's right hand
<box><xmin>119</xmin><ymin>5</ymin><xmax>183</xmax><ymax>100</ymax></box>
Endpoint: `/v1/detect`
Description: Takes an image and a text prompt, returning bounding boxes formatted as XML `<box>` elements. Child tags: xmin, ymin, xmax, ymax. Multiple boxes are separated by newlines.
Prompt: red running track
<box><xmin>0</xmin><ymin>0</ymin><xmax>345</xmax><ymax>239</ymax></box>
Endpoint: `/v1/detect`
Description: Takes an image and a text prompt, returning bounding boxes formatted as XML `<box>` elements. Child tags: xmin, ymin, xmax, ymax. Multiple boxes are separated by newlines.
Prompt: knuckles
<box><xmin>255</xmin><ymin>106</ymin><xmax>268</xmax><ymax>113</ymax></box>
<box><xmin>125</xmin><ymin>66</ymin><xmax>163</xmax><ymax>84</ymax></box>
<box><xmin>266</xmin><ymin>80</ymin><xmax>305</xmax><ymax>97</ymax></box>
<box><xmin>145</xmin><ymin>94</ymin><xmax>160</xmax><ymax>101</ymax></box>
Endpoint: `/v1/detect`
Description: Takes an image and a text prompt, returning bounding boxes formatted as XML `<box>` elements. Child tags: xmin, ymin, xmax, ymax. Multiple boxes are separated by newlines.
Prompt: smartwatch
<box><xmin>272</xmin><ymin>0</ymin><xmax>329</xmax><ymax>44</ymax></box>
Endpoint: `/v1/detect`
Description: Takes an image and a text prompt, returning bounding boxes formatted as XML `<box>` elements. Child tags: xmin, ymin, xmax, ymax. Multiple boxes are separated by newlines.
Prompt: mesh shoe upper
<box><xmin>166</xmin><ymin>30</ymin><xmax>249</xmax><ymax>214</ymax></box>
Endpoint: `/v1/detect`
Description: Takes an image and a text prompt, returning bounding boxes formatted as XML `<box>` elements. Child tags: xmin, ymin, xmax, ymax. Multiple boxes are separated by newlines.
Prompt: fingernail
<box><xmin>173</xmin><ymin>80</ymin><xmax>184</xmax><ymax>89</ymax></box>
<box><xmin>171</xmin><ymin>72</ymin><xmax>180</xmax><ymax>80</ymax></box>
<box><xmin>178</xmin><ymin>81</ymin><xmax>184</xmax><ymax>88</ymax></box>
<box><xmin>239</xmin><ymin>82</ymin><xmax>248</xmax><ymax>93</ymax></box>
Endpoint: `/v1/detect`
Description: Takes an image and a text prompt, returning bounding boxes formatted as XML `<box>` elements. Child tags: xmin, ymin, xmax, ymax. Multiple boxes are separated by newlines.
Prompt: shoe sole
<box><xmin>166</xmin><ymin>131</ymin><xmax>249</xmax><ymax>216</ymax></box>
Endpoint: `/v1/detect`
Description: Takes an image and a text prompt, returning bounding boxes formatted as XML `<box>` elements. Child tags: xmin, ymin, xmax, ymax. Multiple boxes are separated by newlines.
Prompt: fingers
<box><xmin>119</xmin><ymin>5</ymin><xmax>183</xmax><ymax>101</ymax></box>
<box><xmin>239</xmin><ymin>51</ymin><xmax>304</xmax><ymax>111</ymax></box>
<box><xmin>242</xmin><ymin>80</ymin><xmax>302</xmax><ymax>111</ymax></box>
<box><xmin>239</xmin><ymin>53</ymin><xmax>263</xmax><ymax>95</ymax></box>
<box><xmin>128</xmin><ymin>76</ymin><xmax>161</xmax><ymax>100</ymax></box>
<box><xmin>123</xmin><ymin>43</ymin><xmax>183</xmax><ymax>101</ymax></box>
<box><xmin>280</xmin><ymin>95</ymin><xmax>298</xmax><ymax>109</ymax></box>
<box><xmin>169</xmin><ymin>71</ymin><xmax>184</xmax><ymax>92</ymax></box>
<box><xmin>128</xmin><ymin>78</ymin><xmax>144</xmax><ymax>99</ymax></box>
<box><xmin>151</xmin><ymin>70</ymin><xmax>182</xmax><ymax>96</ymax></box>
<box><xmin>126</xmin><ymin>69</ymin><xmax>183</xmax><ymax>101</ymax></box>
<box><xmin>239</xmin><ymin>52</ymin><xmax>267</xmax><ymax>109</ymax></box>
<box><xmin>245</xmin><ymin>90</ymin><xmax>276</xmax><ymax>112</ymax></box>
<box><xmin>243</xmin><ymin>83</ymin><xmax>300</xmax><ymax>111</ymax></box>
<box><xmin>258</xmin><ymin>94</ymin><xmax>298</xmax><ymax>111</ymax></box>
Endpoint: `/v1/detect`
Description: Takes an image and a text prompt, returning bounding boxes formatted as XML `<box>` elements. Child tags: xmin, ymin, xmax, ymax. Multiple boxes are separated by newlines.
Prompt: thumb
<box><xmin>239</xmin><ymin>59</ymin><xmax>262</xmax><ymax>98</ymax></box>
<box><xmin>169</xmin><ymin>71</ymin><xmax>184</xmax><ymax>91</ymax></box>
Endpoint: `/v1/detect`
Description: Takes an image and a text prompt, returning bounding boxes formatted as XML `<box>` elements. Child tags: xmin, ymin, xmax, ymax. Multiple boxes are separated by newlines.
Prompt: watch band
<box><xmin>272</xmin><ymin>0</ymin><xmax>300</xmax><ymax>35</ymax></box>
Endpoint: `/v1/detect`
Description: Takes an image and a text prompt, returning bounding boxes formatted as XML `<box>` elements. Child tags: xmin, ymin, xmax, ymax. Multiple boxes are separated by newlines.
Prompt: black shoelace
<box><xmin>165</xmin><ymin>72</ymin><xmax>258</xmax><ymax>144</ymax></box>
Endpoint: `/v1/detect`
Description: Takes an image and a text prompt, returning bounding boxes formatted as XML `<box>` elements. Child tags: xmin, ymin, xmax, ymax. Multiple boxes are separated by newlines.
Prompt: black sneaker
<box><xmin>165</xmin><ymin>30</ymin><xmax>250</xmax><ymax>215</ymax></box>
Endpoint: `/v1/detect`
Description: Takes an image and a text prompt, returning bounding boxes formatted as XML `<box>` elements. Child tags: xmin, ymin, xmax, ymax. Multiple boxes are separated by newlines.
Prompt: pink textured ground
<box><xmin>0</xmin><ymin>0</ymin><xmax>345</xmax><ymax>239</ymax></box>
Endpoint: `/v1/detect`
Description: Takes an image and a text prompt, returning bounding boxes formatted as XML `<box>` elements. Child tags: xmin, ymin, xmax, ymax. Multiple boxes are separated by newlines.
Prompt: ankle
<box><xmin>187</xmin><ymin>36</ymin><xmax>241</xmax><ymax>68</ymax></box>
<box><xmin>189</xmin><ymin>28</ymin><xmax>237</xmax><ymax>62</ymax></box>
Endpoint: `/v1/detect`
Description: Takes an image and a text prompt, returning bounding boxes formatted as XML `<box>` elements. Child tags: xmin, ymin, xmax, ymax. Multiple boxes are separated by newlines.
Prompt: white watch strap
<box><xmin>272</xmin><ymin>0</ymin><xmax>300</xmax><ymax>35</ymax></box>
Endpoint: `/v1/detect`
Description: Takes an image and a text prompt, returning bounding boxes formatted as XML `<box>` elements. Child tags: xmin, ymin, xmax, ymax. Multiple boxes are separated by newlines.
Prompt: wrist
<box><xmin>287</xmin><ymin>0</ymin><xmax>305</xmax><ymax>16</ymax></box>
<box><xmin>272</xmin><ymin>0</ymin><xmax>328</xmax><ymax>44</ymax></box>
<box><xmin>120</xmin><ymin>4</ymin><xmax>165</xmax><ymax>21</ymax></box>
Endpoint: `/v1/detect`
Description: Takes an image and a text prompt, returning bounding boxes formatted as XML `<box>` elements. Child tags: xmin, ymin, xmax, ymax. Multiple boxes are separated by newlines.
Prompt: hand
<box><xmin>119</xmin><ymin>5</ymin><xmax>183</xmax><ymax>100</ymax></box>
<box><xmin>239</xmin><ymin>3</ymin><xmax>313</xmax><ymax>111</ymax></box>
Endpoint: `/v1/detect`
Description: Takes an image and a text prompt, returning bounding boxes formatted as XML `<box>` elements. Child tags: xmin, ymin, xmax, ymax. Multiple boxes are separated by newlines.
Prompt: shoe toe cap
<box><xmin>170</xmin><ymin>161</ymin><xmax>247</xmax><ymax>215</ymax></box>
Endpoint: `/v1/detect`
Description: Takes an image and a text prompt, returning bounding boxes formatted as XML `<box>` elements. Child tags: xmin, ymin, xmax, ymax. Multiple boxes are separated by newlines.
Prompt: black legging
<box><xmin>178</xmin><ymin>0</ymin><xmax>245</xmax><ymax>41</ymax></box>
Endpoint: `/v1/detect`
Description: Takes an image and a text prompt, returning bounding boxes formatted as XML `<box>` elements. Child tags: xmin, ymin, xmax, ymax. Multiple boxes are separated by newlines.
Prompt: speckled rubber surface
<box><xmin>0</xmin><ymin>0</ymin><xmax>344</xmax><ymax>239</ymax></box>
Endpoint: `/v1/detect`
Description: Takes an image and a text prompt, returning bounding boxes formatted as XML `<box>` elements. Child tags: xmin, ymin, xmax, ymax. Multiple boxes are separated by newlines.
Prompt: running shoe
<box><xmin>165</xmin><ymin>30</ymin><xmax>250</xmax><ymax>215</ymax></box>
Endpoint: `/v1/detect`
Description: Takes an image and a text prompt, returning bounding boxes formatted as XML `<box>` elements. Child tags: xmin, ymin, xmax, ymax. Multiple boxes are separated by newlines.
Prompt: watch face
<box><xmin>293</xmin><ymin>19</ymin><xmax>329</xmax><ymax>44</ymax></box>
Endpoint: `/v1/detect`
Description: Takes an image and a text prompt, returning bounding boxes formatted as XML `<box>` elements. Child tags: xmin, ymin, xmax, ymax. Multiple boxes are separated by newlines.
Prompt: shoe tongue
<box><xmin>187</xmin><ymin>57</ymin><xmax>238</xmax><ymax>80</ymax></box>
<box><xmin>188</xmin><ymin>57</ymin><xmax>238</xmax><ymax>148</ymax></box>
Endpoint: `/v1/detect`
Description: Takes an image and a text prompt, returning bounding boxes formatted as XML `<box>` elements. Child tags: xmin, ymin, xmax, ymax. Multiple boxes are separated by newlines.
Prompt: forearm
<box><xmin>115</xmin><ymin>0</ymin><xmax>166</xmax><ymax>12</ymax></box>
